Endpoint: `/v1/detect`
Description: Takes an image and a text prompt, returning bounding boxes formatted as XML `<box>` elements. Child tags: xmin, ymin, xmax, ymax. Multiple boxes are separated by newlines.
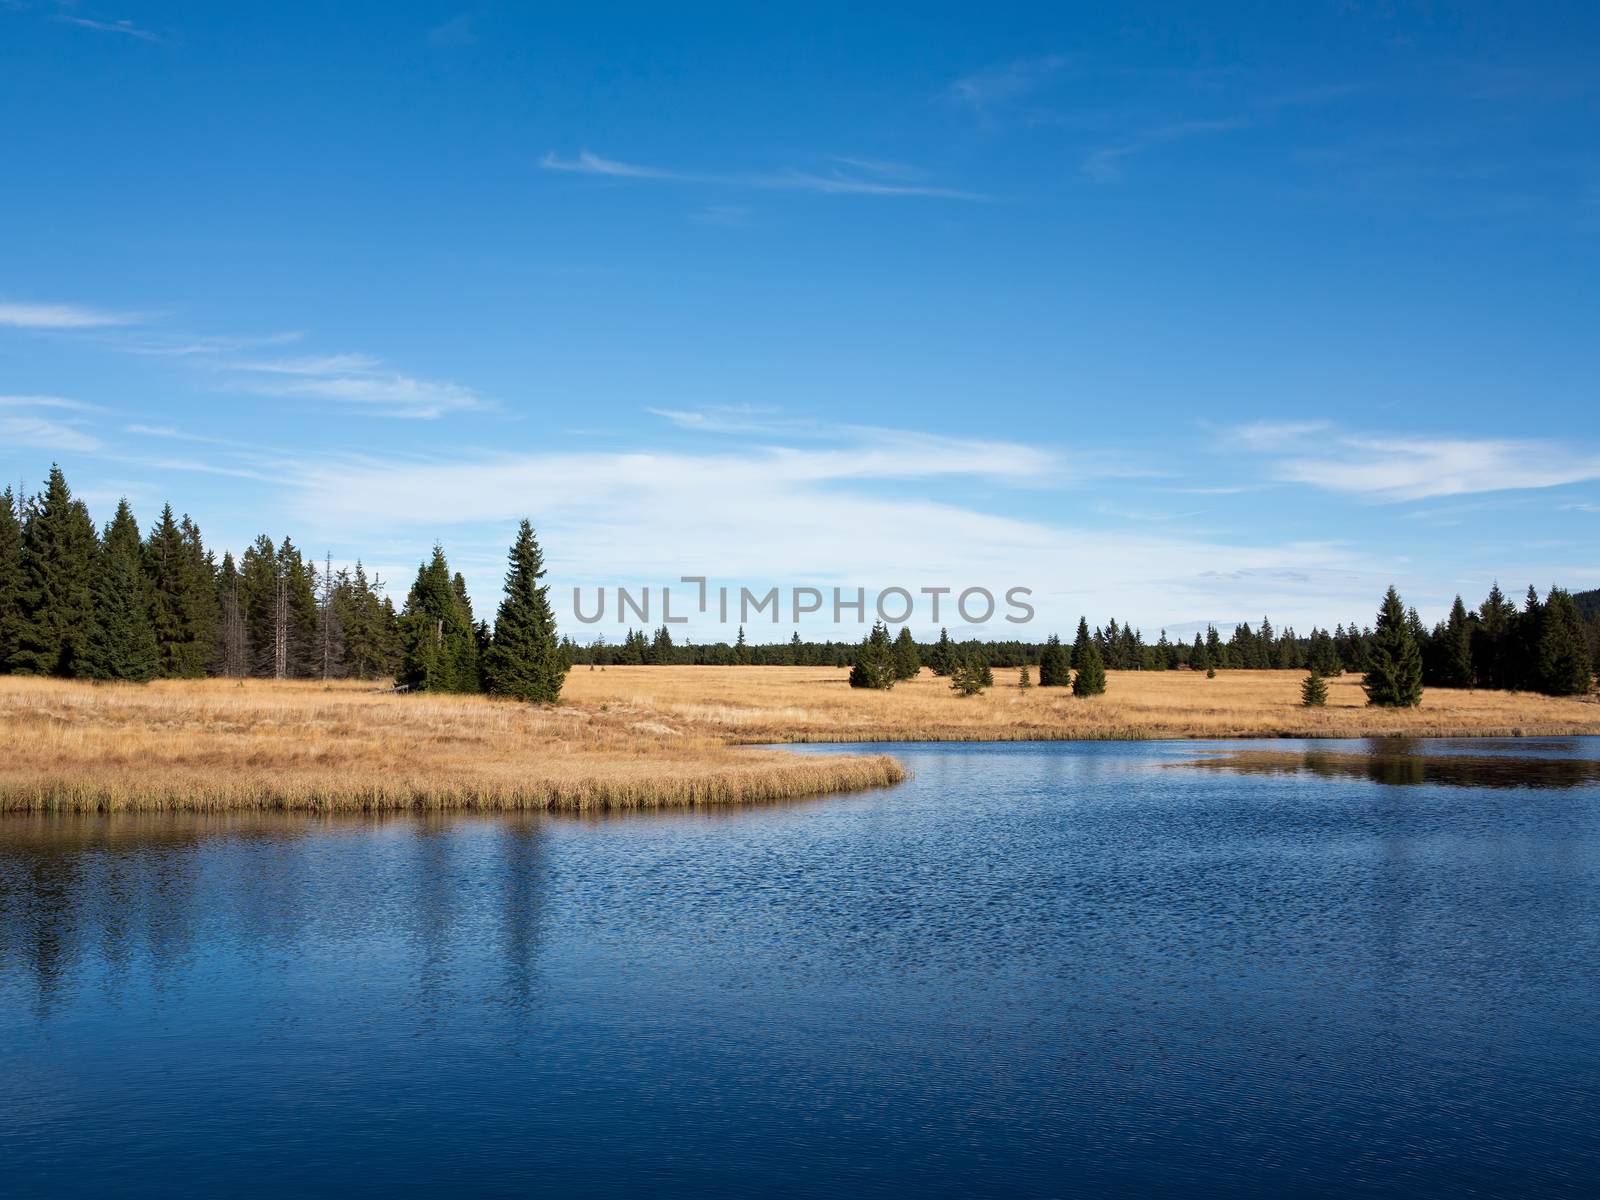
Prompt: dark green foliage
<box><xmin>1018</xmin><ymin>663</ymin><xmax>1032</xmax><ymax>689</ymax></box>
<box><xmin>10</xmin><ymin>465</ymin><xmax>98</xmax><ymax>676</ymax></box>
<box><xmin>1072</xmin><ymin>617</ymin><xmax>1094</xmax><ymax>676</ymax></box>
<box><xmin>327</xmin><ymin>562</ymin><xmax>402</xmax><ymax>681</ymax></box>
<box><xmin>1534</xmin><ymin>588</ymin><xmax>1593</xmax><ymax>696</ymax></box>
<box><xmin>1072</xmin><ymin>628</ymin><xmax>1107</xmax><ymax>697</ymax></box>
<box><xmin>892</xmin><ymin>626</ymin><xmax>920</xmax><ymax>680</ymax></box>
<box><xmin>1205</xmin><ymin>666</ymin><xmax>1216</xmax><ymax>679</ymax></box>
<box><xmin>1472</xmin><ymin>583</ymin><xmax>1515</xmax><ymax>689</ymax></box>
<box><xmin>1301</xmin><ymin>671</ymin><xmax>1328</xmax><ymax>707</ymax></box>
<box><xmin>400</xmin><ymin>546</ymin><xmax>481</xmax><ymax>693</ymax></box>
<box><xmin>144</xmin><ymin>504</ymin><xmax>212</xmax><ymax>678</ymax></box>
<box><xmin>1425</xmin><ymin>596</ymin><xmax>1475</xmax><ymax>688</ymax></box>
<box><xmin>1305</xmin><ymin>628</ymin><xmax>1341</xmax><ymax>677</ymax></box>
<box><xmin>483</xmin><ymin>520</ymin><xmax>567</xmax><ymax>703</ymax></box>
<box><xmin>927</xmin><ymin>627</ymin><xmax>957</xmax><ymax>676</ymax></box>
<box><xmin>949</xmin><ymin>654</ymin><xmax>989</xmax><ymax>696</ymax></box>
<box><xmin>647</xmin><ymin>624</ymin><xmax>675</xmax><ymax>665</ymax></box>
<box><xmin>1038</xmin><ymin>633</ymin><xmax>1070</xmax><ymax>686</ymax></box>
<box><xmin>1189</xmin><ymin>633</ymin><xmax>1210</xmax><ymax>673</ymax></box>
<box><xmin>734</xmin><ymin>625</ymin><xmax>752</xmax><ymax>666</ymax></box>
<box><xmin>81</xmin><ymin>499</ymin><xmax>158</xmax><ymax>683</ymax></box>
<box><xmin>0</xmin><ymin>487</ymin><xmax>24</xmax><ymax>668</ymax></box>
<box><xmin>1363</xmin><ymin>585</ymin><xmax>1424</xmax><ymax>708</ymax></box>
<box><xmin>849</xmin><ymin>621</ymin><xmax>896</xmax><ymax>689</ymax></box>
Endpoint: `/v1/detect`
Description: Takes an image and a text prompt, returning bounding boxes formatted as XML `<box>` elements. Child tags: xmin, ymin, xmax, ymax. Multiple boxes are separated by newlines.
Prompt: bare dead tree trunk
<box><xmin>223</xmin><ymin>581</ymin><xmax>246</xmax><ymax>676</ymax></box>
<box><xmin>322</xmin><ymin>551</ymin><xmax>333</xmax><ymax>681</ymax></box>
<box><xmin>274</xmin><ymin>568</ymin><xmax>288</xmax><ymax>680</ymax></box>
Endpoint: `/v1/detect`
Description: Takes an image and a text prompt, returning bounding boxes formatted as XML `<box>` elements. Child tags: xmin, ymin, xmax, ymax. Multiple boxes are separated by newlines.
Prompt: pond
<box><xmin>3</xmin><ymin>738</ymin><xmax>1599</xmax><ymax>1197</ymax></box>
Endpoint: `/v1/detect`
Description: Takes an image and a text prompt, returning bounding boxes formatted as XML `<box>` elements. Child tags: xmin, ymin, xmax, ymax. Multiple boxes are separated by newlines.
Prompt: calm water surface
<box><xmin>3</xmin><ymin>738</ymin><xmax>1600</xmax><ymax>1198</ymax></box>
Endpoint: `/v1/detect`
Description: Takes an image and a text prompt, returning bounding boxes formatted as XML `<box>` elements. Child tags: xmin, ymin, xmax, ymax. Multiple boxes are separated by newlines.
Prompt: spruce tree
<box><xmin>1441</xmin><ymin>596</ymin><xmax>1475</xmax><ymax>688</ymax></box>
<box><xmin>949</xmin><ymin>654</ymin><xmax>988</xmax><ymax>696</ymax></box>
<box><xmin>734</xmin><ymin>624</ymin><xmax>752</xmax><ymax>666</ymax></box>
<box><xmin>1190</xmin><ymin>632</ymin><xmax>1210</xmax><ymax>673</ymax></box>
<box><xmin>239</xmin><ymin>534</ymin><xmax>279</xmax><ymax>675</ymax></box>
<box><xmin>483</xmin><ymin>519</ymin><xmax>567</xmax><ymax>703</ymax></box>
<box><xmin>0</xmin><ymin>487</ymin><xmax>22</xmax><ymax>670</ymax></box>
<box><xmin>1071</xmin><ymin>618</ymin><xmax>1096</xmax><ymax>677</ymax></box>
<box><xmin>1362</xmin><ymin>585</ymin><xmax>1424</xmax><ymax>707</ymax></box>
<box><xmin>1205</xmin><ymin>624</ymin><xmax>1226</xmax><ymax>670</ymax></box>
<box><xmin>927</xmin><ymin>627</ymin><xmax>957</xmax><ymax>676</ymax></box>
<box><xmin>10</xmin><ymin>466</ymin><xmax>98</xmax><ymax>676</ymax></box>
<box><xmin>1072</xmin><ymin>629</ymin><xmax>1107</xmax><ymax>697</ymax></box>
<box><xmin>1038</xmin><ymin>633</ymin><xmax>1070</xmax><ymax>686</ymax></box>
<box><xmin>399</xmin><ymin>546</ymin><xmax>479</xmax><ymax>692</ymax></box>
<box><xmin>82</xmin><ymin>499</ymin><xmax>158</xmax><ymax>683</ymax></box>
<box><xmin>145</xmin><ymin>504</ymin><xmax>209</xmax><ymax>678</ymax></box>
<box><xmin>849</xmin><ymin>621</ymin><xmax>896</xmax><ymax>689</ymax></box>
<box><xmin>1018</xmin><ymin>663</ymin><xmax>1032</xmax><ymax>689</ymax></box>
<box><xmin>1305</xmin><ymin>628</ymin><xmax>1338</xmax><ymax>677</ymax></box>
<box><xmin>891</xmin><ymin>626</ymin><xmax>921</xmax><ymax>680</ymax></box>
<box><xmin>1534</xmin><ymin>588</ymin><xmax>1593</xmax><ymax>696</ymax></box>
<box><xmin>1301</xmin><ymin>670</ymin><xmax>1328</xmax><ymax>707</ymax></box>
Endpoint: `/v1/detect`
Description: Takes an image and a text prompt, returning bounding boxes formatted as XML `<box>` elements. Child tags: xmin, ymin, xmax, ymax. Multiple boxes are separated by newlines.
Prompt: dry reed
<box><xmin>0</xmin><ymin>676</ymin><xmax>902</xmax><ymax>814</ymax></box>
<box><xmin>4</xmin><ymin>666</ymin><xmax>1595</xmax><ymax>814</ymax></box>
<box><xmin>564</xmin><ymin>665</ymin><xmax>1600</xmax><ymax>743</ymax></box>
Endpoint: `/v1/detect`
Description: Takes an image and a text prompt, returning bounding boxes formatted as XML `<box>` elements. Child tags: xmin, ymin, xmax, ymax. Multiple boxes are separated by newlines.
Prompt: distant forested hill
<box><xmin>1576</xmin><ymin>589</ymin><xmax>1600</xmax><ymax>622</ymax></box>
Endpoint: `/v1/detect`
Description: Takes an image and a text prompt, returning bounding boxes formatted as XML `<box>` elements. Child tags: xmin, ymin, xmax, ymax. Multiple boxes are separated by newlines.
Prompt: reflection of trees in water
<box><xmin>0</xmin><ymin>816</ymin><xmax>222</xmax><ymax>1015</ymax></box>
<box><xmin>1186</xmin><ymin>748</ymin><xmax>1600</xmax><ymax>789</ymax></box>
<box><xmin>0</xmin><ymin>813</ymin><xmax>554</xmax><ymax>1019</ymax></box>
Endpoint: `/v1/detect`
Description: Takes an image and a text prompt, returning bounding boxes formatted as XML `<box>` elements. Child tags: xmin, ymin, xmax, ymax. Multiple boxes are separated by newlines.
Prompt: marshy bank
<box><xmin>0</xmin><ymin>677</ymin><xmax>902</xmax><ymax>814</ymax></box>
<box><xmin>4</xmin><ymin>666</ymin><xmax>1598</xmax><ymax>814</ymax></box>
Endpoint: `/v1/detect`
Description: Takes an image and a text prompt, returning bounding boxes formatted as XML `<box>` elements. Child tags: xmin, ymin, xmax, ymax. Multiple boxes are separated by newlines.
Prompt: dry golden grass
<box><xmin>565</xmin><ymin>664</ymin><xmax>1600</xmax><ymax>743</ymax></box>
<box><xmin>0</xmin><ymin>676</ymin><xmax>902</xmax><ymax>815</ymax></box>
<box><xmin>4</xmin><ymin>666</ymin><xmax>1595</xmax><ymax>814</ymax></box>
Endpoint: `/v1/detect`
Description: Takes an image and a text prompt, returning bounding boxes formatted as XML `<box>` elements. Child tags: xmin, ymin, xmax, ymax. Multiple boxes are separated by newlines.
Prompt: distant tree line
<box><xmin>576</xmin><ymin>583</ymin><xmax>1596</xmax><ymax>699</ymax></box>
<box><xmin>0</xmin><ymin>466</ymin><xmax>565</xmax><ymax>702</ymax></box>
<box><xmin>3</xmin><ymin>465</ymin><xmax>1593</xmax><ymax>705</ymax></box>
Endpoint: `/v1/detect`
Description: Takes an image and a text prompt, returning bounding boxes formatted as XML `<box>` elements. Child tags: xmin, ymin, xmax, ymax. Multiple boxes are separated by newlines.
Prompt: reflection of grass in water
<box><xmin>1180</xmin><ymin>748</ymin><xmax>1600</xmax><ymax>789</ymax></box>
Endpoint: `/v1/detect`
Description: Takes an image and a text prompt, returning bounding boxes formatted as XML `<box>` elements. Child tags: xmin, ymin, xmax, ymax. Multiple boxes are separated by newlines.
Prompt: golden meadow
<box><xmin>3</xmin><ymin>666</ymin><xmax>1598</xmax><ymax>814</ymax></box>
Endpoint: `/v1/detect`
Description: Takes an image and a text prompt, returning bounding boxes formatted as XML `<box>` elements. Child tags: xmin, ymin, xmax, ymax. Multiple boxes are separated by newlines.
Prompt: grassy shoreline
<box><xmin>2</xmin><ymin>667</ymin><xmax>1596</xmax><ymax>814</ymax></box>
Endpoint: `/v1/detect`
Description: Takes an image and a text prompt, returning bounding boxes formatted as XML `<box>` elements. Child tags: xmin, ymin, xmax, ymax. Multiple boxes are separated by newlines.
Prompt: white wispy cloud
<box><xmin>1083</xmin><ymin>116</ymin><xmax>1255</xmax><ymax>183</ymax></box>
<box><xmin>104</xmin><ymin>330</ymin><xmax>305</xmax><ymax>357</ymax></box>
<box><xmin>0</xmin><ymin>300</ymin><xmax>141</xmax><ymax>329</ymax></box>
<box><xmin>226</xmin><ymin>354</ymin><xmax>485</xmax><ymax>419</ymax></box>
<box><xmin>0</xmin><ymin>393</ymin><xmax>102</xmax><ymax>412</ymax></box>
<box><xmin>1</xmin><ymin>416</ymin><xmax>103</xmax><ymax>454</ymax></box>
<box><xmin>275</xmin><ymin>427</ymin><xmax>1383</xmax><ymax>637</ymax></box>
<box><xmin>58</xmin><ymin>16</ymin><xmax>161</xmax><ymax>43</ymax></box>
<box><xmin>950</xmin><ymin>55</ymin><xmax>1072</xmax><ymax>109</ymax></box>
<box><xmin>1231</xmin><ymin>422</ymin><xmax>1600</xmax><ymax>501</ymax></box>
<box><xmin>647</xmin><ymin>405</ymin><xmax>818</xmax><ymax>436</ymax></box>
<box><xmin>540</xmin><ymin>151</ymin><xmax>987</xmax><ymax>200</ymax></box>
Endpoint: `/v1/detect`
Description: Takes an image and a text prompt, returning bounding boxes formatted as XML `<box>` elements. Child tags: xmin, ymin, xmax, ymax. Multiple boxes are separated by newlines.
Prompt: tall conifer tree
<box><xmin>1038</xmin><ymin>633</ymin><xmax>1070</xmax><ymax>686</ymax></box>
<box><xmin>400</xmin><ymin>546</ymin><xmax>479</xmax><ymax>692</ymax></box>
<box><xmin>484</xmin><ymin>520</ymin><xmax>566</xmax><ymax>703</ymax></box>
<box><xmin>1072</xmin><ymin>624</ymin><xmax>1107</xmax><ymax>697</ymax></box>
<box><xmin>10</xmin><ymin>466</ymin><xmax>98</xmax><ymax>676</ymax></box>
<box><xmin>1535</xmin><ymin>588</ymin><xmax>1593</xmax><ymax>696</ymax></box>
<box><xmin>1362</xmin><ymin>585</ymin><xmax>1424</xmax><ymax>707</ymax></box>
<box><xmin>891</xmin><ymin>626</ymin><xmax>921</xmax><ymax>680</ymax></box>
<box><xmin>0</xmin><ymin>486</ymin><xmax>23</xmax><ymax>670</ymax></box>
<box><xmin>82</xmin><ymin>499</ymin><xmax>158</xmax><ymax>682</ymax></box>
<box><xmin>849</xmin><ymin>621</ymin><xmax>896</xmax><ymax>689</ymax></box>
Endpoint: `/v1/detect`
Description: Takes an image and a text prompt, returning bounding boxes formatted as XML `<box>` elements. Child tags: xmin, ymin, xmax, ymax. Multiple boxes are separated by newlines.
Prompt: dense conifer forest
<box><xmin>1</xmin><ymin>466</ymin><xmax>1594</xmax><ymax>702</ymax></box>
<box><xmin>0</xmin><ymin>466</ymin><xmax>564</xmax><ymax>702</ymax></box>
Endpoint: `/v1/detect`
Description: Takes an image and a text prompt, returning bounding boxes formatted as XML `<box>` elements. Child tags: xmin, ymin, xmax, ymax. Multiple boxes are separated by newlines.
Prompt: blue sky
<box><xmin>2</xmin><ymin>1</ymin><xmax>1597</xmax><ymax>640</ymax></box>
